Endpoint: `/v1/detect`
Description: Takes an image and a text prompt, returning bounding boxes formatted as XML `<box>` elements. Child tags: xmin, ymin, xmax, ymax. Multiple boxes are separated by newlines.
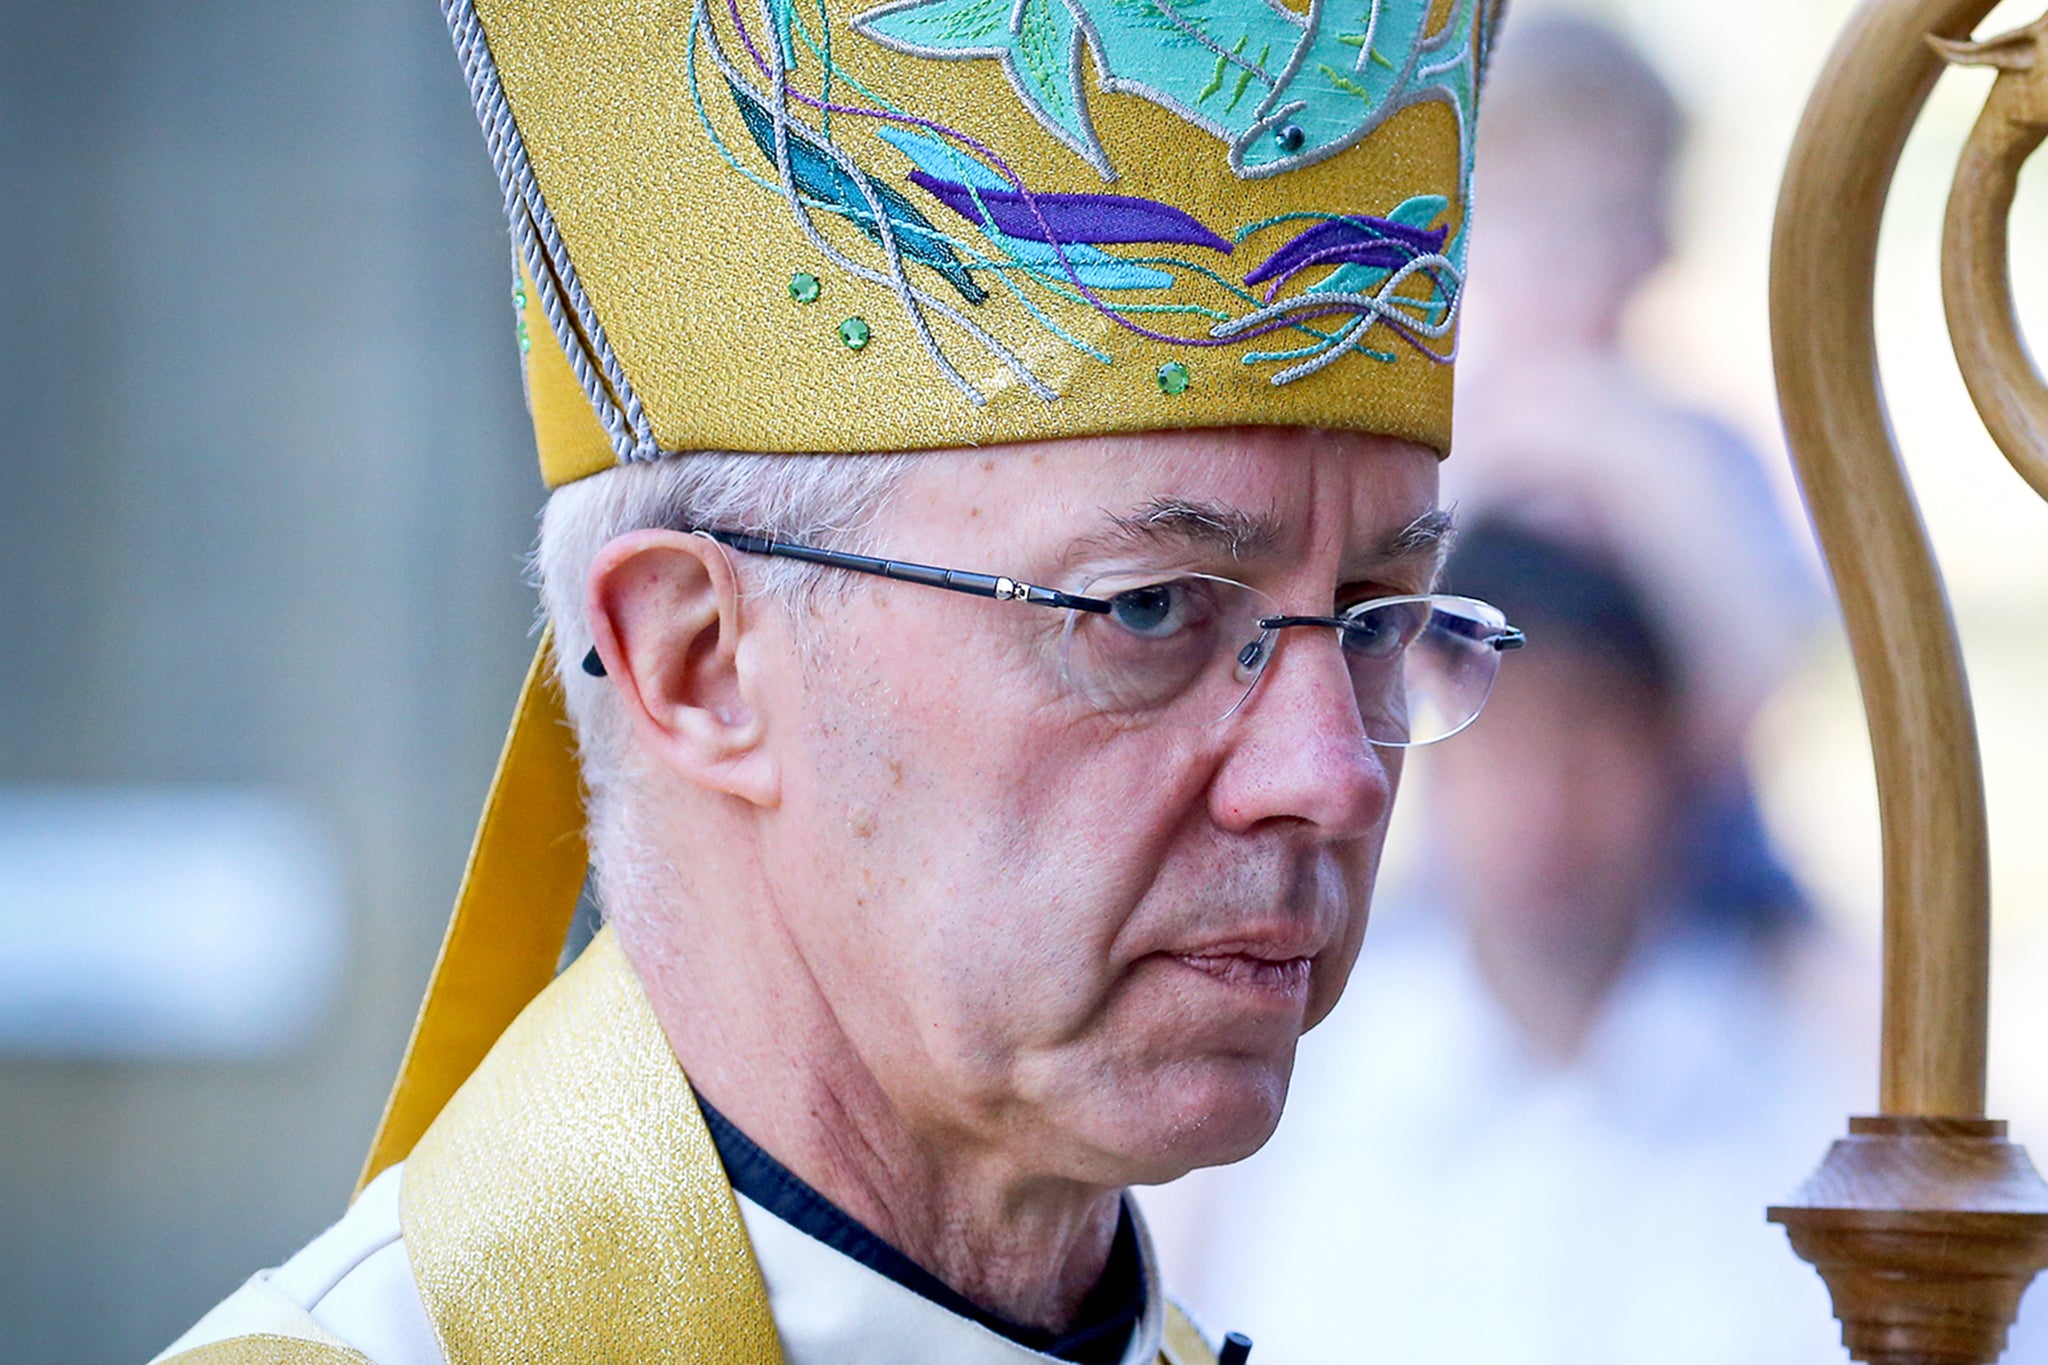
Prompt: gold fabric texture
<box><xmin>1161</xmin><ymin>1304</ymin><xmax>1221</xmax><ymax>1365</ymax></box>
<box><xmin>464</xmin><ymin>0</ymin><xmax>1493</xmax><ymax>480</ymax></box>
<box><xmin>521</xmin><ymin>267</ymin><xmax>619</xmax><ymax>487</ymax></box>
<box><xmin>161</xmin><ymin>1340</ymin><xmax>371</xmax><ymax>1365</ymax></box>
<box><xmin>401</xmin><ymin>928</ymin><xmax>787</xmax><ymax>1365</ymax></box>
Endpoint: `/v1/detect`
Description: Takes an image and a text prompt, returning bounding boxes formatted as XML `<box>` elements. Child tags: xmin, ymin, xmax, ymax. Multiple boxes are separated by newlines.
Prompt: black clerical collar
<box><xmin>698</xmin><ymin>1097</ymin><xmax>1147</xmax><ymax>1365</ymax></box>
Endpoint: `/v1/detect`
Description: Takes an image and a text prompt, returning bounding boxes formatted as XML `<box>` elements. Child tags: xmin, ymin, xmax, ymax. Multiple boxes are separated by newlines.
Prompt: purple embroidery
<box><xmin>907</xmin><ymin>171</ymin><xmax>1235</xmax><ymax>254</ymax></box>
<box><xmin>1243</xmin><ymin>217</ymin><xmax>1448</xmax><ymax>292</ymax></box>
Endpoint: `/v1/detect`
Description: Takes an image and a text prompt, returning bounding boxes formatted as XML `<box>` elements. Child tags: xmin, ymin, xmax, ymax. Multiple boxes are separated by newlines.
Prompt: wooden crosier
<box><xmin>1767</xmin><ymin>2</ymin><xmax>2048</xmax><ymax>1361</ymax></box>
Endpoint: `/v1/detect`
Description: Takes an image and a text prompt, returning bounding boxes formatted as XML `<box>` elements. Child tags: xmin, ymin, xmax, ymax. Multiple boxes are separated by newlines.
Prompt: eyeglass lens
<box><xmin>1060</xmin><ymin>575</ymin><xmax>1510</xmax><ymax>746</ymax></box>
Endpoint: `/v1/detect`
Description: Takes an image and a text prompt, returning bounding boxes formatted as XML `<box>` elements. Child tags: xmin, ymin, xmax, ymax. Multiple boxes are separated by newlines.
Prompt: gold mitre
<box><xmin>463</xmin><ymin>0</ymin><xmax>1502</xmax><ymax>486</ymax></box>
<box><xmin>359</xmin><ymin>0</ymin><xmax>1502</xmax><ymax>1188</ymax></box>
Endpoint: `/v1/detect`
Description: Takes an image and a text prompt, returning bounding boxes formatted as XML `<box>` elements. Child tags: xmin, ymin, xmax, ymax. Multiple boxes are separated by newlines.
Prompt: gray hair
<box><xmin>534</xmin><ymin>451</ymin><xmax>921</xmax><ymax>909</ymax></box>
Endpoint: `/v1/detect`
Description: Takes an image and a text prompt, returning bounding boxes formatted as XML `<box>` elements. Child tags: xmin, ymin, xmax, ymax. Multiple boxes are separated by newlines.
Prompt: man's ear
<box><xmin>585</xmin><ymin>530</ymin><xmax>780</xmax><ymax>807</ymax></box>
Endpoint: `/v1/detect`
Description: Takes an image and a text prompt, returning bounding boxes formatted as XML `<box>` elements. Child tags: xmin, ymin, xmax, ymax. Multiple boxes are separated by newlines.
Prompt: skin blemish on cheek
<box><xmin>850</xmin><ymin>807</ymin><xmax>879</xmax><ymax>840</ymax></box>
<box><xmin>888</xmin><ymin>759</ymin><xmax>905</xmax><ymax>788</ymax></box>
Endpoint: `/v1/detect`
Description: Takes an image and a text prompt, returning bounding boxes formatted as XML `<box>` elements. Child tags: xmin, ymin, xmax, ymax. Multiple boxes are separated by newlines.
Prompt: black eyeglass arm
<box><xmin>704</xmin><ymin>531</ymin><xmax>1110</xmax><ymax>613</ymax></box>
<box><xmin>581</xmin><ymin>530</ymin><xmax>1112</xmax><ymax>678</ymax></box>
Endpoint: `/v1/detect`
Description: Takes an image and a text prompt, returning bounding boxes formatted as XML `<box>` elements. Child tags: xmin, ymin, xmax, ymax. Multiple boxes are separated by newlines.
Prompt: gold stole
<box><xmin>168</xmin><ymin>928</ymin><xmax>1215</xmax><ymax>1364</ymax></box>
<box><xmin>402</xmin><ymin>928</ymin><xmax>1216</xmax><ymax>1364</ymax></box>
<box><xmin>400</xmin><ymin>929</ymin><xmax>785</xmax><ymax>1363</ymax></box>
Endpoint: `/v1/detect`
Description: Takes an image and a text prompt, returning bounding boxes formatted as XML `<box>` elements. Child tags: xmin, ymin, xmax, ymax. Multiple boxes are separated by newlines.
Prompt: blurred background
<box><xmin>3</xmin><ymin>0</ymin><xmax>2047</xmax><ymax>1361</ymax></box>
<box><xmin>1</xmin><ymin>5</ymin><xmax>539</xmax><ymax>1359</ymax></box>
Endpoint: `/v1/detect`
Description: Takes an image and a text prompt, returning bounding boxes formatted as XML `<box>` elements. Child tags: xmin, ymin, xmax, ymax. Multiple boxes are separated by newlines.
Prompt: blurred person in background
<box><xmin>1138</xmin><ymin>14</ymin><xmax>1882</xmax><ymax>1364</ymax></box>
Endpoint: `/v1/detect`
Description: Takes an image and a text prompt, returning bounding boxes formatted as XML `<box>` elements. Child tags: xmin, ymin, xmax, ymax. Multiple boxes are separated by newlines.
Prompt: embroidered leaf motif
<box><xmin>1242</xmin><ymin>195</ymin><xmax>1450</xmax><ymax>304</ymax></box>
<box><xmin>1197</xmin><ymin>33</ymin><xmax>1247</xmax><ymax>103</ymax></box>
<box><xmin>1386</xmin><ymin>193</ymin><xmax>1447</xmax><ymax>228</ymax></box>
<box><xmin>1015</xmin><ymin>0</ymin><xmax>1078</xmax><ymax>127</ymax></box>
<box><xmin>875</xmin><ymin>126</ymin><xmax>1174</xmax><ymax>288</ymax></box>
<box><xmin>1317</xmin><ymin>63</ymin><xmax>1373</xmax><ymax>100</ymax></box>
<box><xmin>1108</xmin><ymin>0</ymin><xmax>1215</xmax><ymax>43</ymax></box>
<box><xmin>1224</xmin><ymin>44</ymin><xmax>1267</xmax><ymax>112</ymax></box>
<box><xmin>932</xmin><ymin>0</ymin><xmax>1008</xmax><ymax>41</ymax></box>
<box><xmin>1243</xmin><ymin>210</ymin><xmax>1444</xmax><ymax>290</ymax></box>
<box><xmin>725</xmin><ymin>77</ymin><xmax>989</xmax><ymax>304</ymax></box>
<box><xmin>908</xmin><ymin>172</ymin><xmax>1235</xmax><ymax>252</ymax></box>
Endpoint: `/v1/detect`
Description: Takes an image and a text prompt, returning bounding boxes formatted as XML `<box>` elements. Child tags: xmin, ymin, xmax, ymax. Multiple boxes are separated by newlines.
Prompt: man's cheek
<box><xmin>1302</xmin><ymin>855</ymin><xmax>1379</xmax><ymax>1027</ymax></box>
<box><xmin>1302</xmin><ymin>950</ymin><xmax>1357</xmax><ymax>1031</ymax></box>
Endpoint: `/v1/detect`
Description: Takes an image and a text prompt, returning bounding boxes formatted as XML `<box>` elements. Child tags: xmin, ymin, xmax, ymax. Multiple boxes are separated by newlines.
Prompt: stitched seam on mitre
<box><xmin>444</xmin><ymin>0</ymin><xmax>661</xmax><ymax>467</ymax></box>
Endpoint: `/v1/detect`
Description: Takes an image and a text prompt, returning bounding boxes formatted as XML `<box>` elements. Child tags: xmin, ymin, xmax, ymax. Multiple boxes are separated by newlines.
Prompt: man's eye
<box><xmin>1108</xmin><ymin>581</ymin><xmax>1208</xmax><ymax>638</ymax></box>
<box><xmin>1341</xmin><ymin>601</ymin><xmax>1428</xmax><ymax>659</ymax></box>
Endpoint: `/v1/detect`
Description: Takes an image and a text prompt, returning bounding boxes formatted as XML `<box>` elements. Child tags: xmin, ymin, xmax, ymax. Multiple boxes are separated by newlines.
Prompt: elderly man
<box><xmin>154</xmin><ymin>0</ymin><xmax>1513</xmax><ymax>1360</ymax></box>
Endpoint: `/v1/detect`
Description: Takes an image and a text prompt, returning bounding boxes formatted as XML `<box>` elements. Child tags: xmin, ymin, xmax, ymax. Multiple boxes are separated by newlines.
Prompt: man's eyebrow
<box><xmin>1368</xmin><ymin>507</ymin><xmax>1457</xmax><ymax>564</ymax></box>
<box><xmin>1066</xmin><ymin>500</ymin><xmax>1455</xmax><ymax>572</ymax></box>
<box><xmin>1074</xmin><ymin>497</ymin><xmax>1284</xmax><ymax>562</ymax></box>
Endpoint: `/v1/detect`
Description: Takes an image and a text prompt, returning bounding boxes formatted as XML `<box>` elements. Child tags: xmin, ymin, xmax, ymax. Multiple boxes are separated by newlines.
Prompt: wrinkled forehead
<box><xmin>886</xmin><ymin>428</ymin><xmax>1443</xmax><ymax>574</ymax></box>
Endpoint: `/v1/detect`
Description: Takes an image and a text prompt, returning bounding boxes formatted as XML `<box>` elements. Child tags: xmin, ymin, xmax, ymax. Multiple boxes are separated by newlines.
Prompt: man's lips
<box><xmin>1167</xmin><ymin>950</ymin><xmax>1314</xmax><ymax>998</ymax></box>
<box><xmin>1159</xmin><ymin>929</ymin><xmax>1324</xmax><ymax>1001</ymax></box>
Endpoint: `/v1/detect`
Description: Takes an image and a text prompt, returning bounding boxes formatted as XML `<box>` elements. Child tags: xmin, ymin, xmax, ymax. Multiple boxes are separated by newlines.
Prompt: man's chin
<box><xmin>1092</xmin><ymin>1057</ymin><xmax>1292</xmax><ymax>1184</ymax></box>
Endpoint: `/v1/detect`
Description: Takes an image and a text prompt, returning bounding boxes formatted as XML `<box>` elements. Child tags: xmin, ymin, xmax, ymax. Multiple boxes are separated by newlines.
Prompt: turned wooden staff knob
<box><xmin>1770</xmin><ymin>1118</ymin><xmax>2048</xmax><ymax>1365</ymax></box>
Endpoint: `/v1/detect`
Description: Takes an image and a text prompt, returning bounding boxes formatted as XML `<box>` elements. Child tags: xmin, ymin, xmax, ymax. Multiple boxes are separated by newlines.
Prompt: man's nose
<box><xmin>1209</xmin><ymin>629</ymin><xmax>1395</xmax><ymax>839</ymax></box>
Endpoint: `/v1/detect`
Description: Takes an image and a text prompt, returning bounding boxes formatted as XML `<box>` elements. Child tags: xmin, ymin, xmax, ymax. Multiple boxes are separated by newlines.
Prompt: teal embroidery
<box><xmin>1242</xmin><ymin>193</ymin><xmax>1452</xmax><ymax>304</ymax></box>
<box><xmin>693</xmin><ymin>4</ymin><xmax>1118</xmax><ymax>367</ymax></box>
<box><xmin>851</xmin><ymin>0</ymin><xmax>1464</xmax><ymax>181</ymax></box>
<box><xmin>680</xmin><ymin>0</ymin><xmax>1486</xmax><ymax>404</ymax></box>
<box><xmin>691</xmin><ymin>0</ymin><xmax>1059</xmax><ymax>405</ymax></box>
<box><xmin>725</xmin><ymin>73</ymin><xmax>989</xmax><ymax>304</ymax></box>
<box><xmin>1217</xmin><ymin>189</ymin><xmax>1457</xmax><ymax>380</ymax></box>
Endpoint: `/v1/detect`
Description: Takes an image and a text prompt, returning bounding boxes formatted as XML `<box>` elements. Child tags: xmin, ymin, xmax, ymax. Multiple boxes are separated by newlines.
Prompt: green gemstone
<box><xmin>516</xmin><ymin>320</ymin><xmax>532</xmax><ymax>354</ymax></box>
<box><xmin>1156</xmin><ymin>361</ymin><xmax>1191</xmax><ymax>394</ymax></box>
<box><xmin>789</xmin><ymin>272</ymin><xmax>822</xmax><ymax>304</ymax></box>
<box><xmin>839</xmin><ymin>316</ymin><xmax>871</xmax><ymax>351</ymax></box>
<box><xmin>512</xmin><ymin>283</ymin><xmax>528</xmax><ymax>309</ymax></box>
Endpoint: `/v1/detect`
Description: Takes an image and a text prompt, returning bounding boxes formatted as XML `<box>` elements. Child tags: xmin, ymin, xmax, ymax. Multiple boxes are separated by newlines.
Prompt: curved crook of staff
<box><xmin>1937</xmin><ymin>16</ymin><xmax>2048</xmax><ymax>502</ymax></box>
<box><xmin>1766</xmin><ymin>0</ymin><xmax>2048</xmax><ymax>1361</ymax></box>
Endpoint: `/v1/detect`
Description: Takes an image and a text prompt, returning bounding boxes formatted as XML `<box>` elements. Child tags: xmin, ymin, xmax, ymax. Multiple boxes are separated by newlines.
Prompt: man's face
<box><xmin>753</xmin><ymin>428</ymin><xmax>1440</xmax><ymax>1186</ymax></box>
